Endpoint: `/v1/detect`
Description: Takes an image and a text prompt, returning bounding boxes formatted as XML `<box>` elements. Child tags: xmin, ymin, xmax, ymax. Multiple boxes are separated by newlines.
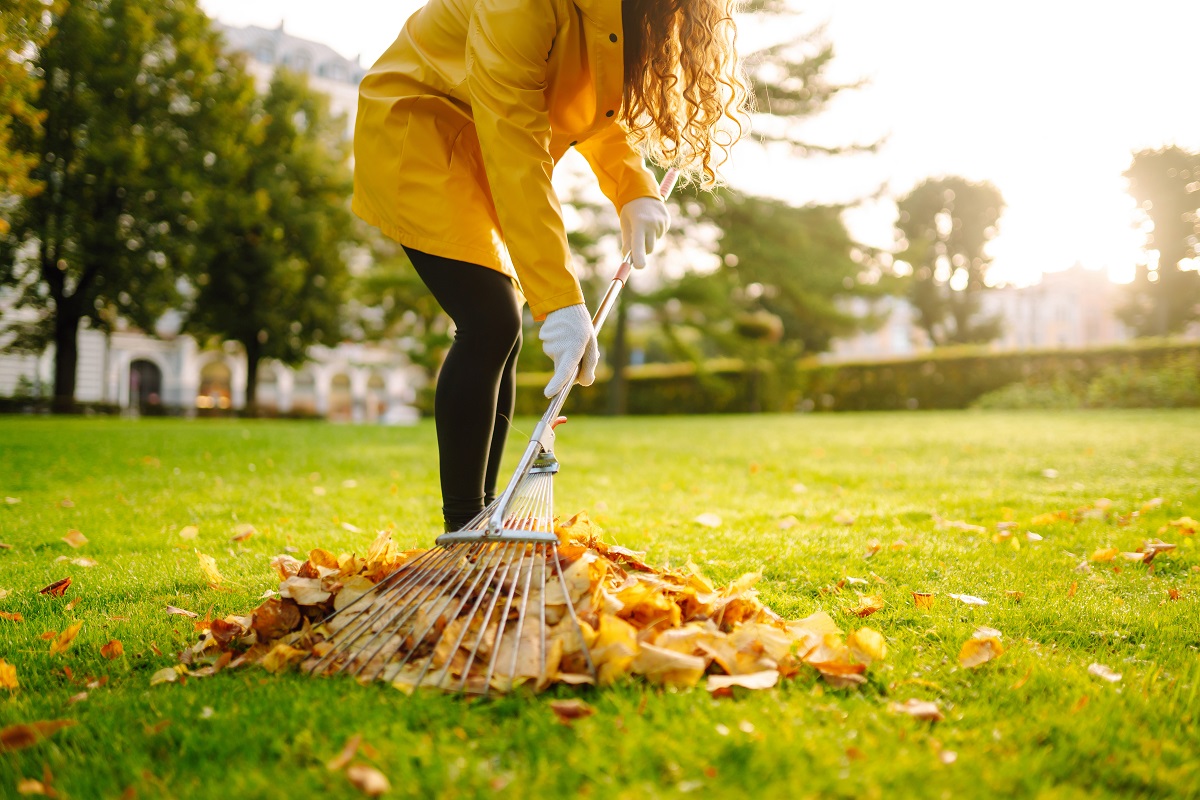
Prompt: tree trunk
<box><xmin>52</xmin><ymin>308</ymin><xmax>81</xmax><ymax>413</ymax></box>
<box><xmin>244</xmin><ymin>340</ymin><xmax>260</xmax><ymax>415</ymax></box>
<box><xmin>607</xmin><ymin>293</ymin><xmax>629</xmax><ymax>416</ymax></box>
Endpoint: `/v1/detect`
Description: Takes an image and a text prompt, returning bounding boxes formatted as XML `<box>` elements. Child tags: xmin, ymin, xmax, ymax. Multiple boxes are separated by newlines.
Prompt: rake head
<box><xmin>305</xmin><ymin>453</ymin><xmax>597</xmax><ymax>694</ymax></box>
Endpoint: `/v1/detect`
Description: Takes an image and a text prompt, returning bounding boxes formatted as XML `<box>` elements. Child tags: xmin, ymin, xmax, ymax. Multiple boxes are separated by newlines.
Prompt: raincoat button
<box><xmin>609</xmin><ymin>33</ymin><xmax>618</xmax><ymax>42</ymax></box>
<box><xmin>605</xmin><ymin>109</ymin><xmax>614</xmax><ymax>117</ymax></box>
<box><xmin>570</xmin><ymin>141</ymin><xmax>577</xmax><ymax>147</ymax></box>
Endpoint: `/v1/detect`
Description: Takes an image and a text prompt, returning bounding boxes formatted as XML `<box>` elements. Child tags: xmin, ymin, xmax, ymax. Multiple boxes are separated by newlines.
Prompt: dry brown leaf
<box><xmin>49</xmin><ymin>622</ymin><xmax>83</xmax><ymax>656</ymax></box>
<box><xmin>326</xmin><ymin>734</ymin><xmax>362</xmax><ymax>771</ymax></box>
<box><xmin>38</xmin><ymin>578</ymin><xmax>71</xmax><ymax>597</ymax></box>
<box><xmin>1167</xmin><ymin>516</ymin><xmax>1198</xmax><ymax>535</ymax></box>
<box><xmin>0</xmin><ymin>720</ymin><xmax>77</xmax><ymax>752</ymax></box>
<box><xmin>196</xmin><ymin>551</ymin><xmax>224</xmax><ymax>586</ymax></box>
<box><xmin>260</xmin><ymin>643</ymin><xmax>308</xmax><ymax>673</ymax></box>
<box><xmin>0</xmin><ymin>659</ymin><xmax>17</xmax><ymax>690</ymax></box>
<box><xmin>64</xmin><ymin>597</ymin><xmax>80</xmax><ymax>612</ymax></box>
<box><xmin>1011</xmin><ymin>667</ymin><xmax>1033</xmax><ymax>690</ymax></box>
<box><xmin>958</xmin><ymin>627</ymin><xmax>1004</xmax><ymax>668</ymax></box>
<box><xmin>0</xmin><ymin>612</ymin><xmax>23</xmax><ymax>623</ymax></box>
<box><xmin>1087</xmin><ymin>663</ymin><xmax>1122</xmax><ymax>683</ymax></box>
<box><xmin>1067</xmin><ymin>581</ymin><xmax>1078</xmax><ymax>598</ymax></box>
<box><xmin>888</xmin><ymin>699</ymin><xmax>944</xmax><ymax>722</ymax></box>
<box><xmin>100</xmin><ymin>640</ymin><xmax>124</xmax><ymax>660</ymax></box>
<box><xmin>912</xmin><ymin>592</ymin><xmax>934</xmax><ymax>609</ymax></box>
<box><xmin>548</xmin><ymin>699</ymin><xmax>596</xmax><ymax>724</ymax></box>
<box><xmin>231</xmin><ymin>524</ymin><xmax>256</xmax><ymax>542</ymax></box>
<box><xmin>62</xmin><ymin>530</ymin><xmax>88</xmax><ymax>549</ymax></box>
<box><xmin>165</xmin><ymin>605</ymin><xmax>199</xmax><ymax>618</ymax></box>
<box><xmin>346</xmin><ymin>764</ymin><xmax>391</xmax><ymax>797</ymax></box>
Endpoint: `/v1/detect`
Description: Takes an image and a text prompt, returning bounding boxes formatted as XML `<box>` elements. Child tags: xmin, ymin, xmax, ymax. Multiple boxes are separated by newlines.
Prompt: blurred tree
<box><xmin>185</xmin><ymin>70</ymin><xmax>355</xmax><ymax>410</ymax></box>
<box><xmin>0</xmin><ymin>0</ymin><xmax>252</xmax><ymax>410</ymax></box>
<box><xmin>0</xmin><ymin>0</ymin><xmax>57</xmax><ymax>212</ymax></box>
<box><xmin>1120</xmin><ymin>146</ymin><xmax>1200</xmax><ymax>336</ymax></box>
<box><xmin>895</xmin><ymin>177</ymin><xmax>1005</xmax><ymax>346</ymax></box>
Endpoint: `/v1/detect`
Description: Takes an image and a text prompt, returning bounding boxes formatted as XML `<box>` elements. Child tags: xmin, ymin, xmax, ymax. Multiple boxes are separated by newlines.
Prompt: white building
<box><xmin>0</xmin><ymin>22</ymin><xmax>423</xmax><ymax>421</ymax></box>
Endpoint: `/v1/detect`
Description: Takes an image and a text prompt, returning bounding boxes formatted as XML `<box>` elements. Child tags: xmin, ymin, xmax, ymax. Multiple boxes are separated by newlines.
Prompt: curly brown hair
<box><xmin>621</xmin><ymin>0</ymin><xmax>750</xmax><ymax>188</ymax></box>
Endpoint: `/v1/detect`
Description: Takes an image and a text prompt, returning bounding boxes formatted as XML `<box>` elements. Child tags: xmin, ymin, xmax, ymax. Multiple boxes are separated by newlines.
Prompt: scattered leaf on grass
<box><xmin>1167</xmin><ymin>517</ymin><xmax>1198</xmax><ymax>536</ymax></box>
<box><xmin>0</xmin><ymin>612</ymin><xmax>22</xmax><ymax>622</ymax></box>
<box><xmin>71</xmin><ymin>558</ymin><xmax>98</xmax><ymax>568</ymax></box>
<box><xmin>833</xmin><ymin>511</ymin><xmax>856</xmax><ymax>526</ymax></box>
<box><xmin>179</xmin><ymin>525</ymin><xmax>199</xmax><ymax>540</ymax></box>
<box><xmin>1090</xmin><ymin>547</ymin><xmax>1119</xmax><ymax>562</ymax></box>
<box><xmin>1011</xmin><ymin>667</ymin><xmax>1033</xmax><ymax>690</ymax></box>
<box><xmin>959</xmin><ymin>627</ymin><xmax>1004</xmax><ymax>668</ymax></box>
<box><xmin>231</xmin><ymin>524</ymin><xmax>256</xmax><ymax>542</ymax></box>
<box><xmin>62</xmin><ymin>530</ymin><xmax>87</xmax><ymax>549</ymax></box>
<box><xmin>706</xmin><ymin>671</ymin><xmax>780</xmax><ymax>693</ymax></box>
<box><xmin>1139</xmin><ymin>539</ymin><xmax>1176</xmax><ymax>563</ymax></box>
<box><xmin>0</xmin><ymin>542</ymin><xmax>11</xmax><ymax>549</ymax></box>
<box><xmin>49</xmin><ymin>622</ymin><xmax>83</xmax><ymax>656</ymax></box>
<box><xmin>260</xmin><ymin>643</ymin><xmax>308</xmax><ymax>673</ymax></box>
<box><xmin>326</xmin><ymin>734</ymin><xmax>362</xmax><ymax>771</ymax></box>
<box><xmin>150</xmin><ymin>667</ymin><xmax>181</xmax><ymax>686</ymax></box>
<box><xmin>777</xmin><ymin>516</ymin><xmax>799</xmax><ymax>530</ymax></box>
<box><xmin>100</xmin><ymin>640</ymin><xmax>124</xmax><ymax>660</ymax></box>
<box><xmin>846</xmin><ymin>628</ymin><xmax>887</xmax><ymax>664</ymax></box>
<box><xmin>888</xmin><ymin>699</ymin><xmax>944</xmax><ymax>722</ymax></box>
<box><xmin>4</xmin><ymin>497</ymin><xmax>19</xmax><ymax>504</ymax></box>
<box><xmin>346</xmin><ymin>764</ymin><xmax>390</xmax><ymax>797</ymax></box>
<box><xmin>17</xmin><ymin>778</ymin><xmax>50</xmax><ymax>796</ymax></box>
<box><xmin>693</xmin><ymin>513</ymin><xmax>722</xmax><ymax>528</ymax></box>
<box><xmin>549</xmin><ymin>699</ymin><xmax>596</xmax><ymax>724</ymax></box>
<box><xmin>939</xmin><ymin>750</ymin><xmax>958</xmax><ymax>765</ymax></box>
<box><xmin>64</xmin><ymin>597</ymin><xmax>80</xmax><ymax>612</ymax></box>
<box><xmin>1087</xmin><ymin>663</ymin><xmax>1122</xmax><ymax>683</ymax></box>
<box><xmin>1071</xmin><ymin>695</ymin><xmax>1089</xmax><ymax>713</ymax></box>
<box><xmin>68</xmin><ymin>692</ymin><xmax>88</xmax><ymax>705</ymax></box>
<box><xmin>39</xmin><ymin>578</ymin><xmax>71</xmax><ymax>597</ymax></box>
<box><xmin>912</xmin><ymin>592</ymin><xmax>934</xmax><ymax>609</ymax></box>
<box><xmin>1067</xmin><ymin>581</ymin><xmax>1078</xmax><ymax>598</ymax></box>
<box><xmin>947</xmin><ymin>593</ymin><xmax>988</xmax><ymax>606</ymax></box>
<box><xmin>165</xmin><ymin>605</ymin><xmax>198</xmax><ymax>618</ymax></box>
<box><xmin>0</xmin><ymin>589</ymin><xmax>8</xmax><ymax>599</ymax></box>
<box><xmin>846</xmin><ymin>593</ymin><xmax>884</xmax><ymax>618</ymax></box>
<box><xmin>0</xmin><ymin>659</ymin><xmax>17</xmax><ymax>690</ymax></box>
<box><xmin>0</xmin><ymin>720</ymin><xmax>77</xmax><ymax>752</ymax></box>
<box><xmin>1005</xmin><ymin>591</ymin><xmax>1025</xmax><ymax>601</ymax></box>
<box><xmin>196</xmin><ymin>552</ymin><xmax>223</xmax><ymax>587</ymax></box>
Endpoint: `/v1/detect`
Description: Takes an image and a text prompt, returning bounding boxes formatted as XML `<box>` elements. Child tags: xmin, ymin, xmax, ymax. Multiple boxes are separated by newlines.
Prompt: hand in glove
<box><xmin>540</xmin><ymin>303</ymin><xmax>599</xmax><ymax>397</ymax></box>
<box><xmin>620</xmin><ymin>196</ymin><xmax>671</xmax><ymax>269</ymax></box>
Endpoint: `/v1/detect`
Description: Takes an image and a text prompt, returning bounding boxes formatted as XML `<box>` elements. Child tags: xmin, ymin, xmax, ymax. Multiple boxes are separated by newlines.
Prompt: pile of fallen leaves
<box><xmin>180</xmin><ymin>513</ymin><xmax>887</xmax><ymax>695</ymax></box>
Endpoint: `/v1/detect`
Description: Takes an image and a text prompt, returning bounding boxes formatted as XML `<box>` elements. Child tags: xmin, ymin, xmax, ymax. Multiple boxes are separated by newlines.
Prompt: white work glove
<box><xmin>620</xmin><ymin>196</ymin><xmax>671</xmax><ymax>269</ymax></box>
<box><xmin>540</xmin><ymin>303</ymin><xmax>599</xmax><ymax>398</ymax></box>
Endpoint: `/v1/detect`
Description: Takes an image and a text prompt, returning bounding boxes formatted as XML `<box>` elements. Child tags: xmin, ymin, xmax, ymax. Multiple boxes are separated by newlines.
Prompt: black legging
<box><xmin>405</xmin><ymin>247</ymin><xmax>522</xmax><ymax>531</ymax></box>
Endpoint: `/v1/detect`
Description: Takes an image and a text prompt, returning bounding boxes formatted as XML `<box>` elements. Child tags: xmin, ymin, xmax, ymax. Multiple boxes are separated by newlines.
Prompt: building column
<box><xmin>276</xmin><ymin>366</ymin><xmax>295</xmax><ymax>414</ymax></box>
<box><xmin>350</xmin><ymin>367</ymin><xmax>369</xmax><ymax>424</ymax></box>
<box><xmin>178</xmin><ymin>337</ymin><xmax>201</xmax><ymax>415</ymax></box>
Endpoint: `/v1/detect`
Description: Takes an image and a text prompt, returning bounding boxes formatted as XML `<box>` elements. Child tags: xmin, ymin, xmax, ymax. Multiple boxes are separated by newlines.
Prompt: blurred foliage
<box><xmin>0</xmin><ymin>0</ymin><xmax>58</xmax><ymax>212</ymax></box>
<box><xmin>1120</xmin><ymin>146</ymin><xmax>1200</xmax><ymax>337</ymax></box>
<box><xmin>184</xmin><ymin>69</ymin><xmax>355</xmax><ymax>408</ymax></box>
<box><xmin>896</xmin><ymin>176</ymin><xmax>1005</xmax><ymax>346</ymax></box>
<box><xmin>514</xmin><ymin>340</ymin><xmax>1200</xmax><ymax>415</ymax></box>
<box><xmin>0</xmin><ymin>0</ymin><xmax>251</xmax><ymax>407</ymax></box>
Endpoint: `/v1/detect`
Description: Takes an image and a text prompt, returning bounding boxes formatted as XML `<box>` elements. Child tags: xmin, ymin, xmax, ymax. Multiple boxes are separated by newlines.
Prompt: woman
<box><xmin>354</xmin><ymin>0</ymin><xmax>747</xmax><ymax>532</ymax></box>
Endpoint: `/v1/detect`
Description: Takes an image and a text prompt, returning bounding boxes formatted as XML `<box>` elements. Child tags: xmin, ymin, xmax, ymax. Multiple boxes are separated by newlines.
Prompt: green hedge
<box><xmin>513</xmin><ymin>340</ymin><xmax>1200</xmax><ymax>415</ymax></box>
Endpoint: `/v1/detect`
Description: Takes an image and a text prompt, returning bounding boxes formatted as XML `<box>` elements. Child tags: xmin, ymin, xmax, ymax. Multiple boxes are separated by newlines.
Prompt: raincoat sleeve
<box><xmin>576</xmin><ymin>123</ymin><xmax>662</xmax><ymax>214</ymax></box>
<box><xmin>465</xmin><ymin>0</ymin><xmax>582</xmax><ymax>320</ymax></box>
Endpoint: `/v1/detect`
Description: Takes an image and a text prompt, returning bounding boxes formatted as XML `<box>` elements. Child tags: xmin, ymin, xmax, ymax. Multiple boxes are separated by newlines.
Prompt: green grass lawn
<box><xmin>1</xmin><ymin>411</ymin><xmax>1198</xmax><ymax>799</ymax></box>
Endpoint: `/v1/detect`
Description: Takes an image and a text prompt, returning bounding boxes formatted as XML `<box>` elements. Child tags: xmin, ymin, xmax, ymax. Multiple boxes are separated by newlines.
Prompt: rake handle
<box><xmin>485</xmin><ymin>167</ymin><xmax>680</xmax><ymax>536</ymax></box>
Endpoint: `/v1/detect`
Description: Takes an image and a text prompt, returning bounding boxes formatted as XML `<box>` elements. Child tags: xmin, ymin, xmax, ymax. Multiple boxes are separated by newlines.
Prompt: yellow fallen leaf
<box><xmin>958</xmin><ymin>627</ymin><xmax>1004</xmax><ymax>668</ymax></box>
<box><xmin>846</xmin><ymin>593</ymin><xmax>884</xmax><ymax>618</ymax></box>
<box><xmin>833</xmin><ymin>510</ymin><xmax>857</xmax><ymax>526</ymax></box>
<box><xmin>846</xmin><ymin>628</ymin><xmax>887</xmax><ymax>664</ymax></box>
<box><xmin>1168</xmin><ymin>517</ymin><xmax>1198</xmax><ymax>535</ymax></box>
<box><xmin>18</xmin><ymin>778</ymin><xmax>50</xmax><ymax>795</ymax></box>
<box><xmin>693</xmin><ymin>513</ymin><xmax>722</xmax><ymax>528</ymax></box>
<box><xmin>1090</xmin><ymin>547</ymin><xmax>1119</xmax><ymax>562</ymax></box>
<box><xmin>888</xmin><ymin>698</ymin><xmax>944</xmax><ymax>722</ymax></box>
<box><xmin>62</xmin><ymin>530</ymin><xmax>88</xmax><ymax>549</ymax></box>
<box><xmin>100</xmin><ymin>640</ymin><xmax>124</xmax><ymax>660</ymax></box>
<box><xmin>346</xmin><ymin>764</ymin><xmax>391</xmax><ymax>797</ymax></box>
<box><xmin>326</xmin><ymin>734</ymin><xmax>362</xmax><ymax>771</ymax></box>
<box><xmin>260</xmin><ymin>643</ymin><xmax>308</xmax><ymax>673</ymax></box>
<box><xmin>196</xmin><ymin>551</ymin><xmax>224</xmax><ymax>586</ymax></box>
<box><xmin>49</xmin><ymin>622</ymin><xmax>83</xmax><ymax>656</ymax></box>
<box><xmin>706</xmin><ymin>670</ymin><xmax>780</xmax><ymax>693</ymax></box>
<box><xmin>0</xmin><ymin>659</ymin><xmax>17</xmax><ymax>690</ymax></box>
<box><xmin>179</xmin><ymin>525</ymin><xmax>199</xmax><ymax>540</ymax></box>
<box><xmin>912</xmin><ymin>592</ymin><xmax>934</xmax><ymax>609</ymax></box>
<box><xmin>0</xmin><ymin>611</ymin><xmax>23</xmax><ymax>622</ymax></box>
<box><xmin>150</xmin><ymin>666</ymin><xmax>182</xmax><ymax>686</ymax></box>
<box><xmin>231</xmin><ymin>524</ymin><xmax>256</xmax><ymax>542</ymax></box>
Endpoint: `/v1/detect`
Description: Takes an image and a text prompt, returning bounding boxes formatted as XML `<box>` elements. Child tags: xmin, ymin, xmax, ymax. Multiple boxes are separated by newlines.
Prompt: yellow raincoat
<box><xmin>353</xmin><ymin>0</ymin><xmax>661</xmax><ymax>319</ymax></box>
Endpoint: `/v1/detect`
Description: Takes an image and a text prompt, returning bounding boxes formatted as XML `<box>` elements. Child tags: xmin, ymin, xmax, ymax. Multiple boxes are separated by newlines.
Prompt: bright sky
<box><xmin>200</xmin><ymin>0</ymin><xmax>1200</xmax><ymax>286</ymax></box>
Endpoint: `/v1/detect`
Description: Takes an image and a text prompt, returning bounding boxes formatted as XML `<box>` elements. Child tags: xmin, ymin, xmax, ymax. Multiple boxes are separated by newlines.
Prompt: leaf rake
<box><xmin>307</xmin><ymin>169</ymin><xmax>680</xmax><ymax>694</ymax></box>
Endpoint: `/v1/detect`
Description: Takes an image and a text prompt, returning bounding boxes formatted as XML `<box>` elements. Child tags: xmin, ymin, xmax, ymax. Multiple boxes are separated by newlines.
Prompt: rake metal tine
<box><xmin>412</xmin><ymin>542</ymin><xmax>513</xmax><ymax>690</ymax></box>
<box><xmin>344</xmin><ymin>543</ymin><xmax>483</xmax><ymax>679</ymax></box>
<box><xmin>538</xmin><ymin>544</ymin><xmax>548</xmax><ymax>686</ymax></box>
<box><xmin>552</xmin><ymin>545</ymin><xmax>597</xmax><ymax>681</ymax></box>
<box><xmin>451</xmin><ymin>543</ymin><xmax>523</xmax><ymax>693</ymax></box>
<box><xmin>376</xmin><ymin>542</ymin><xmax>500</xmax><ymax>684</ymax></box>
<box><xmin>481</xmin><ymin>542</ymin><xmax>525</xmax><ymax>696</ymax></box>
<box><xmin>504</xmin><ymin>544</ymin><xmax>538</xmax><ymax>692</ymax></box>
<box><xmin>312</xmin><ymin>545</ymin><xmax>464</xmax><ymax>675</ymax></box>
<box><xmin>308</xmin><ymin>547</ymin><xmax>461</xmax><ymax>675</ymax></box>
